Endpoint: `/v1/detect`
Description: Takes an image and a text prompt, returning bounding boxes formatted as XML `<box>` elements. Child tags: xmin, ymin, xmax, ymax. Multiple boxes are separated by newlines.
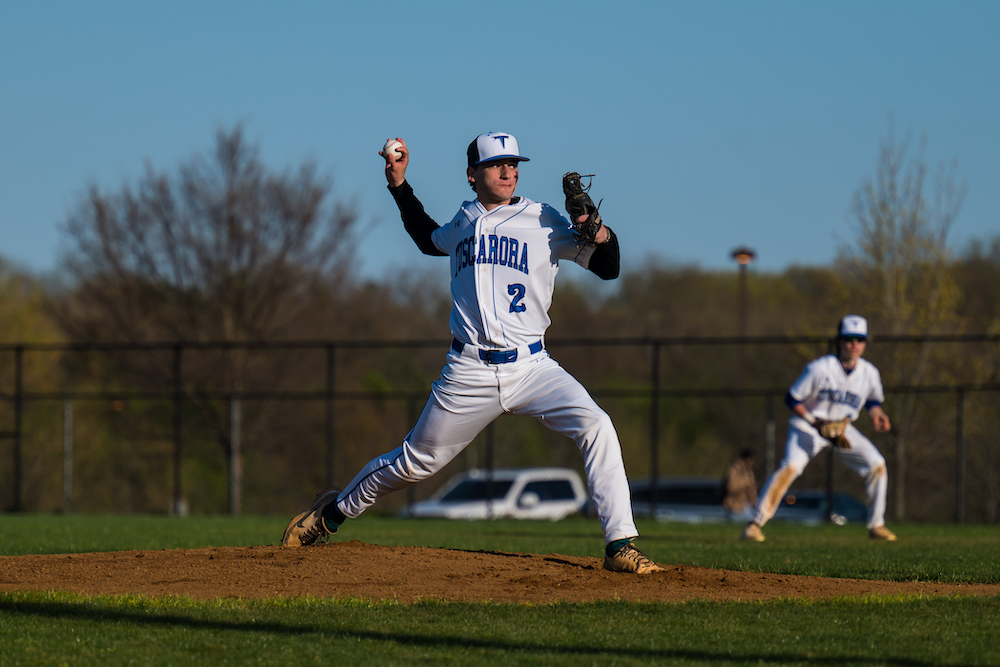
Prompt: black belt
<box><xmin>451</xmin><ymin>338</ymin><xmax>543</xmax><ymax>364</ymax></box>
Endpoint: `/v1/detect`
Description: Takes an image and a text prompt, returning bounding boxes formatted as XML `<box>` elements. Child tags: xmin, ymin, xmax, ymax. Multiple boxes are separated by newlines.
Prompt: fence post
<box><xmin>405</xmin><ymin>391</ymin><xmax>418</xmax><ymax>514</ymax></box>
<box><xmin>955</xmin><ymin>388</ymin><xmax>965</xmax><ymax>524</ymax></box>
<box><xmin>765</xmin><ymin>394</ymin><xmax>776</xmax><ymax>478</ymax></box>
<box><xmin>649</xmin><ymin>341</ymin><xmax>661</xmax><ymax>516</ymax></box>
<box><xmin>325</xmin><ymin>343</ymin><xmax>336</xmax><ymax>486</ymax></box>
<box><xmin>172</xmin><ymin>344</ymin><xmax>185</xmax><ymax>516</ymax></box>
<box><xmin>893</xmin><ymin>432</ymin><xmax>906</xmax><ymax>522</ymax></box>
<box><xmin>229</xmin><ymin>395</ymin><xmax>242</xmax><ymax>516</ymax></box>
<box><xmin>63</xmin><ymin>397</ymin><xmax>73</xmax><ymax>513</ymax></box>
<box><xmin>12</xmin><ymin>346</ymin><xmax>23</xmax><ymax>512</ymax></box>
<box><xmin>825</xmin><ymin>447</ymin><xmax>835</xmax><ymax>522</ymax></box>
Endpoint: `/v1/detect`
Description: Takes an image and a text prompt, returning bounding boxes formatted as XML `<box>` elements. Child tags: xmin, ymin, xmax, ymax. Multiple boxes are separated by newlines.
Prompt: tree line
<box><xmin>0</xmin><ymin>126</ymin><xmax>997</xmax><ymax>522</ymax></box>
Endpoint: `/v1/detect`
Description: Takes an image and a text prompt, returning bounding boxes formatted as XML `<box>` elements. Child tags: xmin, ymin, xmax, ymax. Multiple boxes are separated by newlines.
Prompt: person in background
<box><xmin>723</xmin><ymin>448</ymin><xmax>757</xmax><ymax>522</ymax></box>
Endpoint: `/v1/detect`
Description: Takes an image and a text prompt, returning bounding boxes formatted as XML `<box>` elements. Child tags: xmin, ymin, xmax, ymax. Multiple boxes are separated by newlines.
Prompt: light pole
<box><xmin>731</xmin><ymin>247</ymin><xmax>756</xmax><ymax>338</ymax></box>
<box><xmin>731</xmin><ymin>247</ymin><xmax>756</xmax><ymax>450</ymax></box>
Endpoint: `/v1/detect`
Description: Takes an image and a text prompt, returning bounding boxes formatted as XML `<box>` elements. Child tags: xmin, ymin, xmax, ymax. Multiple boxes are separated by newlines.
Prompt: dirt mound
<box><xmin>1</xmin><ymin>540</ymin><xmax>996</xmax><ymax>603</ymax></box>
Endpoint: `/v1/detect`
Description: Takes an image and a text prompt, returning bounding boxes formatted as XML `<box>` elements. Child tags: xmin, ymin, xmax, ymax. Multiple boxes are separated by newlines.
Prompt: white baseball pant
<box><xmin>336</xmin><ymin>345</ymin><xmax>639</xmax><ymax>543</ymax></box>
<box><xmin>753</xmin><ymin>421</ymin><xmax>889</xmax><ymax>530</ymax></box>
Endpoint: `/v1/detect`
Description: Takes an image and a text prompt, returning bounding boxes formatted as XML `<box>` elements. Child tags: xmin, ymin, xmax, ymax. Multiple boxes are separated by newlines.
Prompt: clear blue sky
<box><xmin>2</xmin><ymin>1</ymin><xmax>998</xmax><ymax>280</ymax></box>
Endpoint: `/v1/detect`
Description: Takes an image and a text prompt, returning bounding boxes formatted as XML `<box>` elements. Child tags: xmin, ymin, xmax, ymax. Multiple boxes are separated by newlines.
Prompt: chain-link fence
<box><xmin>0</xmin><ymin>335</ymin><xmax>997</xmax><ymax>522</ymax></box>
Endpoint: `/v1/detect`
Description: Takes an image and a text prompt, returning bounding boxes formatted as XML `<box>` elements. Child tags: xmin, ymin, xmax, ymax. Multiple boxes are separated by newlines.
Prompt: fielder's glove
<box><xmin>562</xmin><ymin>172</ymin><xmax>603</xmax><ymax>245</ymax></box>
<box><xmin>815</xmin><ymin>417</ymin><xmax>852</xmax><ymax>449</ymax></box>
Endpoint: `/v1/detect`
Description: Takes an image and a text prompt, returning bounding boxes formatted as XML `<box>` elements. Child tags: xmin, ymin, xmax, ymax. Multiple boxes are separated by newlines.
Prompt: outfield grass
<box><xmin>2</xmin><ymin>591</ymin><xmax>998</xmax><ymax>666</ymax></box>
<box><xmin>1</xmin><ymin>514</ymin><xmax>999</xmax><ymax>665</ymax></box>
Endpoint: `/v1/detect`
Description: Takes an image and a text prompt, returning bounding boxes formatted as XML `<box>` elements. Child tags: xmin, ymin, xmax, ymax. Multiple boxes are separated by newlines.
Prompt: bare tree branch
<box><xmin>53</xmin><ymin>125</ymin><xmax>361</xmax><ymax>463</ymax></box>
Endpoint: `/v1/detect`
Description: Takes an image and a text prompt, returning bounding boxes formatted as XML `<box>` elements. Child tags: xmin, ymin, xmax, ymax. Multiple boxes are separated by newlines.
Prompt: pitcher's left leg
<box><xmin>504</xmin><ymin>356</ymin><xmax>637</xmax><ymax>543</ymax></box>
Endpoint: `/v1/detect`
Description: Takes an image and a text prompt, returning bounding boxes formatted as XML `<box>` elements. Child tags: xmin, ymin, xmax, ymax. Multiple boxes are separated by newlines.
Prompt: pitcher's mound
<box><xmin>2</xmin><ymin>540</ymin><xmax>996</xmax><ymax>602</ymax></box>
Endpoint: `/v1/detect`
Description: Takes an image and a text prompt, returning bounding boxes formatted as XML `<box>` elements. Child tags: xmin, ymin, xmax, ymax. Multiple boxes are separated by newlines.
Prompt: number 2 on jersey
<box><xmin>508</xmin><ymin>283</ymin><xmax>526</xmax><ymax>313</ymax></box>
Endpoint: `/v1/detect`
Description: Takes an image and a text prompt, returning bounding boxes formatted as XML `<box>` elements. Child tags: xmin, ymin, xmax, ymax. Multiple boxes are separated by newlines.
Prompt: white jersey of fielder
<box><xmin>753</xmin><ymin>353</ymin><xmax>891</xmax><ymax>530</ymax></box>
<box><xmin>788</xmin><ymin>354</ymin><xmax>885</xmax><ymax>426</ymax></box>
<box><xmin>431</xmin><ymin>197</ymin><xmax>595</xmax><ymax>349</ymax></box>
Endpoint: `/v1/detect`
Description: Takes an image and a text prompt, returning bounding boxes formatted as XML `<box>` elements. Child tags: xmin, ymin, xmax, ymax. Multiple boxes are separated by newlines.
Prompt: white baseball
<box><xmin>382</xmin><ymin>139</ymin><xmax>402</xmax><ymax>160</ymax></box>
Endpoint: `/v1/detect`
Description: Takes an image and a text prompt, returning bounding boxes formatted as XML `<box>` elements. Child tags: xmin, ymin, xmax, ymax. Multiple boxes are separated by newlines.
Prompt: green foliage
<box><xmin>956</xmin><ymin>236</ymin><xmax>1000</xmax><ymax>337</ymax></box>
<box><xmin>0</xmin><ymin>263</ymin><xmax>68</xmax><ymax>511</ymax></box>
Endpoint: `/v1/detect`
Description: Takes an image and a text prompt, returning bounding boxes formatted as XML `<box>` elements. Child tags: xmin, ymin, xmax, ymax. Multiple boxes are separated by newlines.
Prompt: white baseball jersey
<box><xmin>788</xmin><ymin>354</ymin><xmax>885</xmax><ymax>424</ymax></box>
<box><xmin>431</xmin><ymin>198</ymin><xmax>595</xmax><ymax>348</ymax></box>
<box><xmin>334</xmin><ymin>187</ymin><xmax>638</xmax><ymax>545</ymax></box>
<box><xmin>753</xmin><ymin>353</ymin><xmax>891</xmax><ymax>530</ymax></box>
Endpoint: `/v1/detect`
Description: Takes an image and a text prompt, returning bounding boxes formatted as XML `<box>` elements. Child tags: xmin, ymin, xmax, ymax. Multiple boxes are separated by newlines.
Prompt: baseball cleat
<box><xmin>281</xmin><ymin>487</ymin><xmax>342</xmax><ymax>547</ymax></box>
<box><xmin>868</xmin><ymin>525</ymin><xmax>897</xmax><ymax>541</ymax></box>
<box><xmin>603</xmin><ymin>540</ymin><xmax>664</xmax><ymax>574</ymax></box>
<box><xmin>741</xmin><ymin>522</ymin><xmax>766</xmax><ymax>542</ymax></box>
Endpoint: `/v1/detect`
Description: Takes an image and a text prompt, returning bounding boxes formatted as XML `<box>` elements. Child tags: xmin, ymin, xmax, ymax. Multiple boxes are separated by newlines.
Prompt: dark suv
<box><xmin>629</xmin><ymin>477</ymin><xmax>866</xmax><ymax>525</ymax></box>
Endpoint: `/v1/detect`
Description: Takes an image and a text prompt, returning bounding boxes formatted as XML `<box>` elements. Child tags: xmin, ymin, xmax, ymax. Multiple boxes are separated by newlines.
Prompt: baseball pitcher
<box><xmin>282</xmin><ymin>132</ymin><xmax>662</xmax><ymax>574</ymax></box>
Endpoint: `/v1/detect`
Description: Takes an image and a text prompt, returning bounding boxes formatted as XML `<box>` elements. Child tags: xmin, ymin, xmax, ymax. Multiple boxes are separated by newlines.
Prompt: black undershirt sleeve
<box><xmin>388</xmin><ymin>181</ymin><xmax>447</xmax><ymax>257</ymax></box>
<box><xmin>587</xmin><ymin>227</ymin><xmax>620</xmax><ymax>280</ymax></box>
<box><xmin>390</xmin><ymin>180</ymin><xmax>620</xmax><ymax>275</ymax></box>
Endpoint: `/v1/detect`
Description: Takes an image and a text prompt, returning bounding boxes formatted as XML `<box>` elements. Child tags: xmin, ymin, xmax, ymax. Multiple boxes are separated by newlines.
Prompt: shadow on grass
<box><xmin>0</xmin><ymin>597</ymin><xmax>967</xmax><ymax>666</ymax></box>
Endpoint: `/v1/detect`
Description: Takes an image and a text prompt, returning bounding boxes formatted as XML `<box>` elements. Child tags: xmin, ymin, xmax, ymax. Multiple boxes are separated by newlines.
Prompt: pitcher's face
<box><xmin>468</xmin><ymin>159</ymin><xmax>519</xmax><ymax>209</ymax></box>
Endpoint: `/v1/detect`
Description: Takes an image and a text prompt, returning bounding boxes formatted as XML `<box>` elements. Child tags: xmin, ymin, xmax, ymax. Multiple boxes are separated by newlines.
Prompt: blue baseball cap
<box><xmin>467</xmin><ymin>132</ymin><xmax>530</xmax><ymax>167</ymax></box>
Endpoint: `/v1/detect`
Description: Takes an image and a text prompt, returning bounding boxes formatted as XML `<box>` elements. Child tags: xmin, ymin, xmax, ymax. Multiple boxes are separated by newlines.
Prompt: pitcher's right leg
<box><xmin>337</xmin><ymin>357</ymin><xmax>504</xmax><ymax>519</ymax></box>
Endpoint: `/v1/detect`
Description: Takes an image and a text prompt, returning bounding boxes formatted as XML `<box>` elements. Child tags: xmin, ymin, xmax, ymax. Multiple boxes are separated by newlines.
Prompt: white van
<box><xmin>405</xmin><ymin>467</ymin><xmax>589</xmax><ymax>521</ymax></box>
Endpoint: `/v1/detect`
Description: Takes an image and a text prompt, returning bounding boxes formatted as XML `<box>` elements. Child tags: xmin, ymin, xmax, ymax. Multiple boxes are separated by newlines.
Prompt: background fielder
<box><xmin>282</xmin><ymin>131</ymin><xmax>662</xmax><ymax>574</ymax></box>
<box><xmin>742</xmin><ymin>315</ymin><xmax>897</xmax><ymax>542</ymax></box>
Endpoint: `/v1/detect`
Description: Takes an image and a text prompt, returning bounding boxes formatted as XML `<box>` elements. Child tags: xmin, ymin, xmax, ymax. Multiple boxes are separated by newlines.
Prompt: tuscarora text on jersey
<box><xmin>454</xmin><ymin>234</ymin><xmax>529</xmax><ymax>276</ymax></box>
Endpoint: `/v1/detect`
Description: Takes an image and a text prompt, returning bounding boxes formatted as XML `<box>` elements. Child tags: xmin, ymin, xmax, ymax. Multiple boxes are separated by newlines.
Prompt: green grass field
<box><xmin>2</xmin><ymin>514</ymin><xmax>999</xmax><ymax>665</ymax></box>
